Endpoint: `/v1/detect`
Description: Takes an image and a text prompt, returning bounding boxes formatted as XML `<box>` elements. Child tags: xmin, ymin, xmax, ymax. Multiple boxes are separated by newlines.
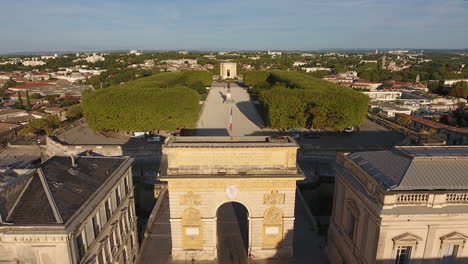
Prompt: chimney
<box><xmin>70</xmin><ymin>155</ymin><xmax>77</xmax><ymax>168</ymax></box>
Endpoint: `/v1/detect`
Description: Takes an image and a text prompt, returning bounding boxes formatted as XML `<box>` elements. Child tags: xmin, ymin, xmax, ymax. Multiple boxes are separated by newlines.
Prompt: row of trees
<box><xmin>86</xmin><ymin>67</ymin><xmax>154</xmax><ymax>89</ymax></box>
<box><xmin>245</xmin><ymin>71</ymin><xmax>370</xmax><ymax>130</ymax></box>
<box><xmin>82</xmin><ymin>71</ymin><xmax>210</xmax><ymax>131</ymax></box>
<box><xmin>428</xmin><ymin>81</ymin><xmax>468</xmax><ymax>99</ymax></box>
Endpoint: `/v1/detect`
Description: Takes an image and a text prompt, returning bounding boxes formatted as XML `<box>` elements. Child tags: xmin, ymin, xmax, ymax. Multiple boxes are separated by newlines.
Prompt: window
<box><xmin>110</xmin><ymin>228</ymin><xmax>115</xmax><ymax>250</ymax></box>
<box><xmin>105</xmin><ymin>200</ymin><xmax>111</xmax><ymax>221</ymax></box>
<box><xmin>76</xmin><ymin>233</ymin><xmax>85</xmax><ymax>260</ymax></box>
<box><xmin>441</xmin><ymin>244</ymin><xmax>459</xmax><ymax>264</ymax></box>
<box><xmin>347</xmin><ymin>213</ymin><xmax>356</xmax><ymax>241</ymax></box>
<box><xmin>104</xmin><ymin>240</ymin><xmax>110</xmax><ymax>261</ymax></box>
<box><xmin>127</xmin><ymin>207</ymin><xmax>132</xmax><ymax>224</ymax></box>
<box><xmin>395</xmin><ymin>246</ymin><xmax>412</xmax><ymax>264</ymax></box>
<box><xmin>92</xmin><ymin>214</ymin><xmax>100</xmax><ymax>238</ymax></box>
<box><xmin>119</xmin><ymin>219</ymin><xmax>125</xmax><ymax>237</ymax></box>
<box><xmin>123</xmin><ymin>211</ymin><xmax>129</xmax><ymax>230</ymax></box>
<box><xmin>116</xmin><ymin>187</ymin><xmax>121</xmax><ymax>206</ymax></box>
<box><xmin>124</xmin><ymin>177</ymin><xmax>129</xmax><ymax>195</ymax></box>
<box><xmin>122</xmin><ymin>248</ymin><xmax>128</xmax><ymax>264</ymax></box>
<box><xmin>98</xmin><ymin>249</ymin><xmax>105</xmax><ymax>264</ymax></box>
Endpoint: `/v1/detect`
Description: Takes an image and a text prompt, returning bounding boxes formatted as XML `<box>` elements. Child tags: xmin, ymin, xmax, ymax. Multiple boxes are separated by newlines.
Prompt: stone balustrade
<box><xmin>383</xmin><ymin>192</ymin><xmax>468</xmax><ymax>209</ymax></box>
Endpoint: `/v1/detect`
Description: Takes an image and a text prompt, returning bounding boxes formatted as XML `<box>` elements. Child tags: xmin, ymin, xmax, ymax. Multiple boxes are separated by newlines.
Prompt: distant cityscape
<box><xmin>0</xmin><ymin>46</ymin><xmax>467</xmax><ymax>264</ymax></box>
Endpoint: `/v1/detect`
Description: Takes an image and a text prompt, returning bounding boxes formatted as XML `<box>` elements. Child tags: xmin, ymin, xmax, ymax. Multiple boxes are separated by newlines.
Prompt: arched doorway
<box><xmin>216</xmin><ymin>202</ymin><xmax>249</xmax><ymax>263</ymax></box>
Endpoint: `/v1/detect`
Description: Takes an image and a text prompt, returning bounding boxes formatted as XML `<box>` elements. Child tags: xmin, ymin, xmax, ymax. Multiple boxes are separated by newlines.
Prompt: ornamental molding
<box><xmin>263</xmin><ymin>190</ymin><xmax>285</xmax><ymax>205</ymax></box>
<box><xmin>182</xmin><ymin>208</ymin><xmax>202</xmax><ymax>226</ymax></box>
<box><xmin>1</xmin><ymin>234</ymin><xmax>67</xmax><ymax>243</ymax></box>
<box><xmin>263</xmin><ymin>207</ymin><xmax>283</xmax><ymax>225</ymax></box>
<box><xmin>180</xmin><ymin>191</ymin><xmax>201</xmax><ymax>206</ymax></box>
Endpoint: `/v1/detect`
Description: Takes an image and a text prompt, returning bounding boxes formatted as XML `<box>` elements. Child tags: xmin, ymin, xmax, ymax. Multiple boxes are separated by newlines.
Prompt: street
<box><xmin>196</xmin><ymin>82</ymin><xmax>266</xmax><ymax>136</ymax></box>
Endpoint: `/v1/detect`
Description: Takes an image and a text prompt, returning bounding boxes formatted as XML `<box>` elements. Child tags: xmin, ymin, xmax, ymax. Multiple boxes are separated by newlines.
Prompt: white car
<box><xmin>132</xmin><ymin>132</ymin><xmax>149</xmax><ymax>138</ymax></box>
<box><xmin>343</xmin><ymin>127</ymin><xmax>354</xmax><ymax>133</ymax></box>
<box><xmin>147</xmin><ymin>136</ymin><xmax>161</xmax><ymax>143</ymax></box>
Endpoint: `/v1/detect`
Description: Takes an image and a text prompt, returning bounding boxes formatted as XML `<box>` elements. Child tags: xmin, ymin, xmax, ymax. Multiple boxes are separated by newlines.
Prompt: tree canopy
<box><xmin>82</xmin><ymin>71</ymin><xmax>210</xmax><ymax>131</ymax></box>
<box><xmin>245</xmin><ymin>71</ymin><xmax>370</xmax><ymax>130</ymax></box>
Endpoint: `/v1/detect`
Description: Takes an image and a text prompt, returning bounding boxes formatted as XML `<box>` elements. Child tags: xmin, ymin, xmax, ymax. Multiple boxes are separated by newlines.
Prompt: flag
<box><xmin>229</xmin><ymin>108</ymin><xmax>233</xmax><ymax>132</ymax></box>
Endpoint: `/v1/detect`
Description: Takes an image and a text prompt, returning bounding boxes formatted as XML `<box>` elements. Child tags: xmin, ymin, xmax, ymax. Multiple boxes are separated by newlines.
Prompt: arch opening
<box><xmin>216</xmin><ymin>202</ymin><xmax>249</xmax><ymax>263</ymax></box>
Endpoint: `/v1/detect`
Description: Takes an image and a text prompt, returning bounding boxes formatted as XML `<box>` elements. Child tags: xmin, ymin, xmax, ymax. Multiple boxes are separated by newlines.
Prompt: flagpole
<box><xmin>229</xmin><ymin>107</ymin><xmax>233</xmax><ymax>134</ymax></box>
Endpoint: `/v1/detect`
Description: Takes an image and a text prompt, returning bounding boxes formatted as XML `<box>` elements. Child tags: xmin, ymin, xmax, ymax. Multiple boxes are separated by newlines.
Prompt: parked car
<box><xmin>343</xmin><ymin>127</ymin><xmax>354</xmax><ymax>133</ymax></box>
<box><xmin>291</xmin><ymin>133</ymin><xmax>300</xmax><ymax>139</ymax></box>
<box><xmin>304</xmin><ymin>132</ymin><xmax>320</xmax><ymax>139</ymax></box>
<box><xmin>132</xmin><ymin>132</ymin><xmax>149</xmax><ymax>138</ymax></box>
<box><xmin>147</xmin><ymin>136</ymin><xmax>161</xmax><ymax>143</ymax></box>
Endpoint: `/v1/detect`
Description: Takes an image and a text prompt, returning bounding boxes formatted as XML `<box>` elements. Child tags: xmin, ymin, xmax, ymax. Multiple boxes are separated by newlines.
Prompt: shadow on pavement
<box><xmin>236</xmin><ymin>101</ymin><xmax>265</xmax><ymax>128</ymax></box>
<box><xmin>183</xmin><ymin>128</ymin><xmax>230</xmax><ymax>136</ymax></box>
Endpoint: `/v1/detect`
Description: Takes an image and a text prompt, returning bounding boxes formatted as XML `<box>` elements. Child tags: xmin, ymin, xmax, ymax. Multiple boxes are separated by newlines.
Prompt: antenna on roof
<box><xmin>70</xmin><ymin>154</ymin><xmax>77</xmax><ymax>168</ymax></box>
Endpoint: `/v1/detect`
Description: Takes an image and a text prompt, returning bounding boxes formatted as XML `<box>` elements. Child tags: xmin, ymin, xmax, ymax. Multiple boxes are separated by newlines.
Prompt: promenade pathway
<box><xmin>196</xmin><ymin>82</ymin><xmax>265</xmax><ymax>136</ymax></box>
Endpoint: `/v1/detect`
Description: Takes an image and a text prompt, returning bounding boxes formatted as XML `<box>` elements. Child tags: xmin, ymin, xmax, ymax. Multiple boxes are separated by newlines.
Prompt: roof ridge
<box><xmin>37</xmin><ymin>168</ymin><xmax>63</xmax><ymax>224</ymax></box>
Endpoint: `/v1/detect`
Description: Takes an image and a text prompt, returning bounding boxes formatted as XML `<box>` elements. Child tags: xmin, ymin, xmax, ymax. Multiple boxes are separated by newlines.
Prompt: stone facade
<box><xmin>0</xmin><ymin>156</ymin><xmax>138</xmax><ymax>264</ymax></box>
<box><xmin>328</xmin><ymin>149</ymin><xmax>468</xmax><ymax>264</ymax></box>
<box><xmin>160</xmin><ymin>136</ymin><xmax>303</xmax><ymax>261</ymax></box>
<box><xmin>220</xmin><ymin>62</ymin><xmax>237</xmax><ymax>80</ymax></box>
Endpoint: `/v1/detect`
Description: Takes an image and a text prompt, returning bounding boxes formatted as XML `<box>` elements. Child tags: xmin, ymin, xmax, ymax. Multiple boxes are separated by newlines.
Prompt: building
<box><xmin>329</xmin><ymin>146</ymin><xmax>468</xmax><ymax>264</ymax></box>
<box><xmin>220</xmin><ymin>62</ymin><xmax>237</xmax><ymax>80</ymax></box>
<box><xmin>267</xmin><ymin>51</ymin><xmax>282</xmax><ymax>56</ymax></box>
<box><xmin>293</xmin><ymin>62</ymin><xmax>307</xmax><ymax>67</ymax></box>
<box><xmin>360</xmin><ymin>60</ymin><xmax>378</xmax><ymax>64</ymax></box>
<box><xmin>24</xmin><ymin>72</ymin><xmax>50</xmax><ymax>81</ymax></box>
<box><xmin>8</xmin><ymin>82</ymin><xmax>93</xmax><ymax>98</ymax></box>
<box><xmin>396</xmin><ymin>113</ymin><xmax>468</xmax><ymax>145</ymax></box>
<box><xmin>363</xmin><ymin>91</ymin><xmax>402</xmax><ymax>102</ymax></box>
<box><xmin>303</xmin><ymin>67</ymin><xmax>331</xmax><ymax>73</ymax></box>
<box><xmin>0</xmin><ymin>156</ymin><xmax>138</xmax><ymax>264</ymax></box>
<box><xmin>352</xmin><ymin>80</ymin><xmax>382</xmax><ymax>91</ymax></box>
<box><xmin>84</xmin><ymin>54</ymin><xmax>105</xmax><ymax>63</ymax></box>
<box><xmin>22</xmin><ymin>59</ymin><xmax>46</xmax><ymax>67</ymax></box>
<box><xmin>444</xmin><ymin>79</ymin><xmax>468</xmax><ymax>86</ymax></box>
<box><xmin>431</xmin><ymin>97</ymin><xmax>467</xmax><ymax>112</ymax></box>
<box><xmin>372</xmin><ymin>103</ymin><xmax>412</xmax><ymax>118</ymax></box>
<box><xmin>161</xmin><ymin>59</ymin><xmax>197</xmax><ymax>65</ymax></box>
<box><xmin>129</xmin><ymin>50</ymin><xmax>141</xmax><ymax>56</ymax></box>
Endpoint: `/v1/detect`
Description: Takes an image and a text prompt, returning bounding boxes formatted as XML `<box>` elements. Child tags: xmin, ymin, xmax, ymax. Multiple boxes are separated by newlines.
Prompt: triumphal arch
<box><xmin>160</xmin><ymin>136</ymin><xmax>303</xmax><ymax>261</ymax></box>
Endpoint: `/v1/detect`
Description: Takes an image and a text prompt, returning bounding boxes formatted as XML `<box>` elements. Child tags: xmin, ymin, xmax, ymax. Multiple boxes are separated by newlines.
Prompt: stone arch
<box><xmin>216</xmin><ymin>202</ymin><xmax>250</xmax><ymax>259</ymax></box>
<box><xmin>212</xmin><ymin>200</ymin><xmax>252</xmax><ymax>218</ymax></box>
<box><xmin>262</xmin><ymin>207</ymin><xmax>284</xmax><ymax>248</ymax></box>
<box><xmin>181</xmin><ymin>208</ymin><xmax>203</xmax><ymax>249</ymax></box>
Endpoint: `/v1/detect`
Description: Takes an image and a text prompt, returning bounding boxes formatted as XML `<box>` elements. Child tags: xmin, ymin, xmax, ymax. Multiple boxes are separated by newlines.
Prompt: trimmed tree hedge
<box><xmin>82</xmin><ymin>71</ymin><xmax>210</xmax><ymax>131</ymax></box>
<box><xmin>245</xmin><ymin>71</ymin><xmax>370</xmax><ymax>130</ymax></box>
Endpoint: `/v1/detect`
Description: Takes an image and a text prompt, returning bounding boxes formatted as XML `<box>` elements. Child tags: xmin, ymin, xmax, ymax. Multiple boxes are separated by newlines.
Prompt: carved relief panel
<box><xmin>262</xmin><ymin>207</ymin><xmax>284</xmax><ymax>248</ymax></box>
<box><xmin>181</xmin><ymin>208</ymin><xmax>203</xmax><ymax>249</ymax></box>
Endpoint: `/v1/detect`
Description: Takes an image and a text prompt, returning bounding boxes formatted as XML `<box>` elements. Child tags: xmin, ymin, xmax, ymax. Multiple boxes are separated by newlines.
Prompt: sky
<box><xmin>1</xmin><ymin>0</ymin><xmax>468</xmax><ymax>53</ymax></box>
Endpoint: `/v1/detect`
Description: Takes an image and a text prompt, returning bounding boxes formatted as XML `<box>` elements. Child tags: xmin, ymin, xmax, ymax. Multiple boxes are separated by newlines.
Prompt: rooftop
<box><xmin>398</xmin><ymin>113</ymin><xmax>468</xmax><ymax>133</ymax></box>
<box><xmin>7</xmin><ymin>156</ymin><xmax>131</xmax><ymax>225</ymax></box>
<box><xmin>165</xmin><ymin>136</ymin><xmax>298</xmax><ymax>148</ymax></box>
<box><xmin>347</xmin><ymin>146</ymin><xmax>468</xmax><ymax>191</ymax></box>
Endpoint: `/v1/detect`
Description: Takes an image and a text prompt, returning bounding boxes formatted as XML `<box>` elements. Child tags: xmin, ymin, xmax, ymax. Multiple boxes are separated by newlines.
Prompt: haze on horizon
<box><xmin>1</xmin><ymin>0</ymin><xmax>468</xmax><ymax>54</ymax></box>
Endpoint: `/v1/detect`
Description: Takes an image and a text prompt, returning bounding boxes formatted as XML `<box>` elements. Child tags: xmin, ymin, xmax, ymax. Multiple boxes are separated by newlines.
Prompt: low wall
<box><xmin>45</xmin><ymin>136</ymin><xmax>123</xmax><ymax>156</ymax></box>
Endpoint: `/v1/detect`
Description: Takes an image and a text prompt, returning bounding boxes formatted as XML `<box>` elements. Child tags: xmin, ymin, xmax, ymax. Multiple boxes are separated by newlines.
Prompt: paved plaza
<box><xmin>196</xmin><ymin>82</ymin><xmax>266</xmax><ymax>136</ymax></box>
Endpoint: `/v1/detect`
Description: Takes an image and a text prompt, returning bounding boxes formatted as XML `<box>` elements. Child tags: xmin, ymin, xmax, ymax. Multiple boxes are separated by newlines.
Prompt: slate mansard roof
<box><xmin>7</xmin><ymin>156</ymin><xmax>131</xmax><ymax>225</ymax></box>
<box><xmin>347</xmin><ymin>146</ymin><xmax>468</xmax><ymax>191</ymax></box>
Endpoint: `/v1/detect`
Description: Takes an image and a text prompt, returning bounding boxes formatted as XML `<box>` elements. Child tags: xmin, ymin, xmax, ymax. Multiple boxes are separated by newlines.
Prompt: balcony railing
<box><xmin>446</xmin><ymin>193</ymin><xmax>468</xmax><ymax>203</ymax></box>
<box><xmin>396</xmin><ymin>194</ymin><xmax>429</xmax><ymax>203</ymax></box>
